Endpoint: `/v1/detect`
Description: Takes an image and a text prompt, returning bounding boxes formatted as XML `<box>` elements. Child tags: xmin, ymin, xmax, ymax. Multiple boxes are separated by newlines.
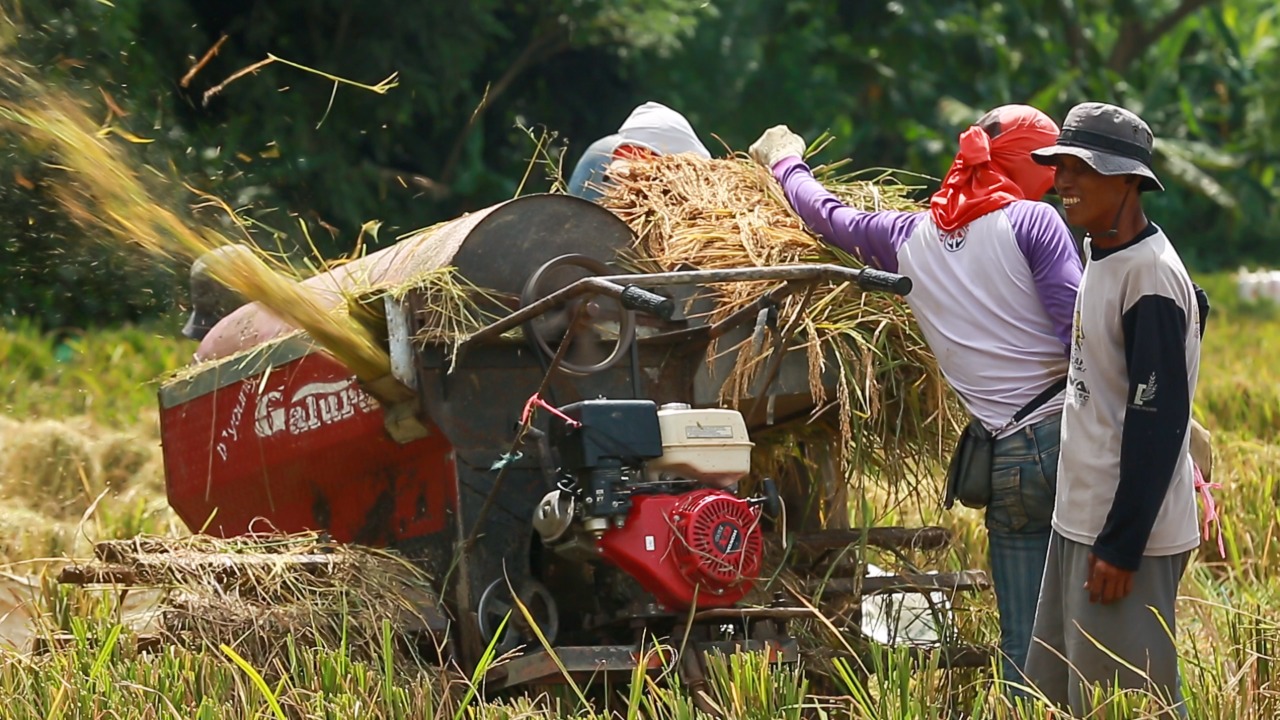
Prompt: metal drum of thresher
<box><xmin>158</xmin><ymin>194</ymin><xmax>640</xmax><ymax>560</ymax></box>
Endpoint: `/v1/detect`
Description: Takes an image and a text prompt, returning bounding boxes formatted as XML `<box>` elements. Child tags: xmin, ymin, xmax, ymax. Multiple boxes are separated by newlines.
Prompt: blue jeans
<box><xmin>985</xmin><ymin>412</ymin><xmax>1060</xmax><ymax>693</ymax></box>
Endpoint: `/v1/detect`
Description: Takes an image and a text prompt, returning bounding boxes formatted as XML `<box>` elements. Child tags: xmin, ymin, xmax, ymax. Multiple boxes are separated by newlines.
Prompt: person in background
<box><xmin>566</xmin><ymin>101</ymin><xmax>711</xmax><ymax>201</ymax></box>
<box><xmin>748</xmin><ymin>106</ymin><xmax>1082</xmax><ymax>692</ymax></box>
<box><xmin>181</xmin><ymin>244</ymin><xmax>254</xmax><ymax>342</ymax></box>
<box><xmin>1023</xmin><ymin>102</ymin><xmax>1201</xmax><ymax>717</ymax></box>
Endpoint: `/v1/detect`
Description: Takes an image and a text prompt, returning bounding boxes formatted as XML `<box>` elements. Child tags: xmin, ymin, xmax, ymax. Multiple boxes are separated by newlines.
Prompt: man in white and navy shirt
<box><xmin>1025</xmin><ymin>102</ymin><xmax>1201</xmax><ymax>717</ymax></box>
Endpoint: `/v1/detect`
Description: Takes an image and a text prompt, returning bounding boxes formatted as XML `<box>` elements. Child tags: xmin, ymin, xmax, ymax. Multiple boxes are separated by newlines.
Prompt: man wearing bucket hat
<box><xmin>1023</xmin><ymin>102</ymin><xmax>1202</xmax><ymax>716</ymax></box>
<box><xmin>566</xmin><ymin>101</ymin><xmax>711</xmax><ymax>202</ymax></box>
<box><xmin>748</xmin><ymin>105</ymin><xmax>1083</xmax><ymax>691</ymax></box>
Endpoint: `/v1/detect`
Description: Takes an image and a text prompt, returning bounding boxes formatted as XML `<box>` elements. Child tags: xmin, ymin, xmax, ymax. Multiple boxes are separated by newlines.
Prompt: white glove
<box><xmin>749</xmin><ymin>125</ymin><xmax>806</xmax><ymax>169</ymax></box>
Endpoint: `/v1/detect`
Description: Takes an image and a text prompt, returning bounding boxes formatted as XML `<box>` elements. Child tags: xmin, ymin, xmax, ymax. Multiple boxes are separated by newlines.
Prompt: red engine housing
<box><xmin>597</xmin><ymin>490</ymin><xmax>763</xmax><ymax>611</ymax></box>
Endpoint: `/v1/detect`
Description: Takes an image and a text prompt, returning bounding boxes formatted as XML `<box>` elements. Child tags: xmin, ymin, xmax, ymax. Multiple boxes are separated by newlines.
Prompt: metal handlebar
<box><xmin>459</xmin><ymin>263</ymin><xmax>911</xmax><ymax>349</ymax></box>
<box><xmin>593</xmin><ymin>264</ymin><xmax>911</xmax><ymax>296</ymax></box>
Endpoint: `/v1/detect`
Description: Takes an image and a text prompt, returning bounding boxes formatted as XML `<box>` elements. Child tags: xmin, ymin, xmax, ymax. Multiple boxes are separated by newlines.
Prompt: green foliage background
<box><xmin>2</xmin><ymin>0</ymin><xmax>1276</xmax><ymax>329</ymax></box>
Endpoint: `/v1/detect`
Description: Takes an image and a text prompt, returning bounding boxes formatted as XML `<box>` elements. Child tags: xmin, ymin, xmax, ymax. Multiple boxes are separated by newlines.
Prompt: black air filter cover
<box><xmin>552</xmin><ymin>399</ymin><xmax>663</xmax><ymax>469</ymax></box>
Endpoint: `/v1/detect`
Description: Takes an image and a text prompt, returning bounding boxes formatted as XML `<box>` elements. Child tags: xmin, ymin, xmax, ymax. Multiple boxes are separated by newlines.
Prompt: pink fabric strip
<box><xmin>1194</xmin><ymin>463</ymin><xmax>1226</xmax><ymax>558</ymax></box>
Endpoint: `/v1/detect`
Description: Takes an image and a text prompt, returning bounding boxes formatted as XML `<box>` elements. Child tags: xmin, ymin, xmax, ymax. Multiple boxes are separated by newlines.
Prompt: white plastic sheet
<box><xmin>859</xmin><ymin>563</ymin><xmax>954</xmax><ymax>647</ymax></box>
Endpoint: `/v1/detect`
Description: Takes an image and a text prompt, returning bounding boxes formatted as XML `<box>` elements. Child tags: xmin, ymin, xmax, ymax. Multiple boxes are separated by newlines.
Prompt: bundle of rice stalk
<box><xmin>599</xmin><ymin>153</ymin><xmax>961</xmax><ymax>499</ymax></box>
<box><xmin>0</xmin><ymin>416</ymin><xmax>165</xmax><ymax>518</ymax></box>
<box><xmin>93</xmin><ymin>432</ymin><xmax>154</xmax><ymax>493</ymax></box>
<box><xmin>0</xmin><ymin>506</ymin><xmax>73</xmax><ymax>564</ymax></box>
<box><xmin>380</xmin><ymin>265</ymin><xmax>510</xmax><ymax>370</ymax></box>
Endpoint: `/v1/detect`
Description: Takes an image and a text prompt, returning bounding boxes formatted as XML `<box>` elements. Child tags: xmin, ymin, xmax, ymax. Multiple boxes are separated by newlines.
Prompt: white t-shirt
<box><xmin>1053</xmin><ymin>224</ymin><xmax>1201</xmax><ymax>564</ymax></box>
<box><xmin>896</xmin><ymin>207</ymin><xmax>1072</xmax><ymax>436</ymax></box>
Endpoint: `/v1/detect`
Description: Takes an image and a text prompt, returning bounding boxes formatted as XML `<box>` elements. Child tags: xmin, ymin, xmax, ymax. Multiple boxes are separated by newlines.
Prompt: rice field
<box><xmin>0</xmin><ymin>275</ymin><xmax>1276</xmax><ymax>718</ymax></box>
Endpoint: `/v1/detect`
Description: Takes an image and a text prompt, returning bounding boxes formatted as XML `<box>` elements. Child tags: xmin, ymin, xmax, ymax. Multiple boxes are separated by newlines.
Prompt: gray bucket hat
<box><xmin>1031</xmin><ymin>102</ymin><xmax>1163</xmax><ymax>192</ymax></box>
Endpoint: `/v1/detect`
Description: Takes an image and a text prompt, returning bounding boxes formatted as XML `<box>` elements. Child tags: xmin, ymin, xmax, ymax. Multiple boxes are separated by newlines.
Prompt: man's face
<box><xmin>1051</xmin><ymin>155</ymin><xmax>1134</xmax><ymax>230</ymax></box>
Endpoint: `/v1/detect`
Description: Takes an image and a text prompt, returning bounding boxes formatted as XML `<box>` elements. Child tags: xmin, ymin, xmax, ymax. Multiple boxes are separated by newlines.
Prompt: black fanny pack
<box><xmin>943</xmin><ymin>377</ymin><xmax>1067</xmax><ymax>510</ymax></box>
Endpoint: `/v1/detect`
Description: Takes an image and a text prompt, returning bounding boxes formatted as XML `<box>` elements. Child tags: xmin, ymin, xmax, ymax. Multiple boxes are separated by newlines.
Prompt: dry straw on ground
<box><xmin>0</xmin><ymin>417</ymin><xmax>158</xmax><ymax>517</ymax></box>
<box><xmin>599</xmin><ymin>153</ymin><xmax>961</xmax><ymax>495</ymax></box>
<box><xmin>0</xmin><ymin>414</ymin><xmax>167</xmax><ymax>564</ymax></box>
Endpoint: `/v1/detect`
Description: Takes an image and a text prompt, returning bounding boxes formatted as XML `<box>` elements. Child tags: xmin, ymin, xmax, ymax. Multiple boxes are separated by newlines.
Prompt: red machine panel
<box><xmin>160</xmin><ymin>348</ymin><xmax>455</xmax><ymax>546</ymax></box>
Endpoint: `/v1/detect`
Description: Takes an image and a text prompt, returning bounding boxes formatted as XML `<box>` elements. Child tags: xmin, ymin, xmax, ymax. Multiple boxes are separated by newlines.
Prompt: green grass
<box><xmin>0</xmin><ymin>315</ymin><xmax>190</xmax><ymax>428</ymax></box>
<box><xmin>0</xmin><ymin>271</ymin><xmax>1276</xmax><ymax>718</ymax></box>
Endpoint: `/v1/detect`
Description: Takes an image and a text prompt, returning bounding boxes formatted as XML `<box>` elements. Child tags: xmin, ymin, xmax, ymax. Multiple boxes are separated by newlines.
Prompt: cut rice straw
<box><xmin>57</xmin><ymin>532</ymin><xmax>441</xmax><ymax>669</ymax></box>
<box><xmin>0</xmin><ymin>63</ymin><xmax>392</xmax><ymax>383</ymax></box>
<box><xmin>599</xmin><ymin>152</ymin><xmax>961</xmax><ymax>499</ymax></box>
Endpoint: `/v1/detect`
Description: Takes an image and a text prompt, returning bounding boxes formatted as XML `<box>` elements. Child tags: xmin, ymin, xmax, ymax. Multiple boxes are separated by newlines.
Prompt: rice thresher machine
<box><xmin>69</xmin><ymin>194</ymin><xmax>994</xmax><ymax>690</ymax></box>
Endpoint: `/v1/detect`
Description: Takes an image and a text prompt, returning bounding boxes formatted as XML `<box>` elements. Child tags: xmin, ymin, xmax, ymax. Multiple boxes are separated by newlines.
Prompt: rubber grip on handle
<box><xmin>619</xmin><ymin>285</ymin><xmax>676</xmax><ymax>320</ymax></box>
<box><xmin>857</xmin><ymin>268</ymin><xmax>913</xmax><ymax>296</ymax></box>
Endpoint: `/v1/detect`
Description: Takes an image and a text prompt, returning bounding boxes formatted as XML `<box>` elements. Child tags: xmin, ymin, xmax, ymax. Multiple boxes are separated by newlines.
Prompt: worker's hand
<box><xmin>749</xmin><ymin>125</ymin><xmax>806</xmax><ymax>170</ymax></box>
<box><xmin>1085</xmin><ymin>552</ymin><xmax>1134</xmax><ymax>605</ymax></box>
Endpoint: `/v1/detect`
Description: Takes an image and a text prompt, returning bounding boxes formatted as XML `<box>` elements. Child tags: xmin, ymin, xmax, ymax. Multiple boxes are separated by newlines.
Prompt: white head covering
<box><xmin>566</xmin><ymin>101</ymin><xmax>711</xmax><ymax>201</ymax></box>
<box><xmin>613</xmin><ymin>102</ymin><xmax>710</xmax><ymax>158</ymax></box>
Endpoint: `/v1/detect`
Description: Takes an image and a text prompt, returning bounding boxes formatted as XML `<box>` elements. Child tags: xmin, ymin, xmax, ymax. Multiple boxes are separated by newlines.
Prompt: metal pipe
<box><xmin>462</xmin><ymin>277</ymin><xmax>626</xmax><ymax>347</ymax></box>
<box><xmin>595</xmin><ymin>264</ymin><xmax>910</xmax><ymax>294</ymax></box>
<box><xmin>634</xmin><ymin>284</ymin><xmax>802</xmax><ymax>346</ymax></box>
<box><xmin>459</xmin><ymin>264</ymin><xmax>911</xmax><ymax>349</ymax></box>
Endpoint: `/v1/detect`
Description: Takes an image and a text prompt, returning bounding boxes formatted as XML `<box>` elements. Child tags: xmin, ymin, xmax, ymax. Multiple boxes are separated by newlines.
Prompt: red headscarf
<box><xmin>928</xmin><ymin>105</ymin><xmax>1060</xmax><ymax>232</ymax></box>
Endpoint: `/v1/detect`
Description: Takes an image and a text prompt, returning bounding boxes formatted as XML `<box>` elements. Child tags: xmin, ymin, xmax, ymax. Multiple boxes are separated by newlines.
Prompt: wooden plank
<box><xmin>58</xmin><ymin>564</ymin><xmax>137</xmax><ymax>585</ymax></box>
<box><xmin>69</xmin><ymin>554</ymin><xmax>348</xmax><ymax>584</ymax></box>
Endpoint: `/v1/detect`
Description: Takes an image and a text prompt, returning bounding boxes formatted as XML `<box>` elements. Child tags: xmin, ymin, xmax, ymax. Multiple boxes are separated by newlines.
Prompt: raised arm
<box><xmin>772</xmin><ymin>157</ymin><xmax>921</xmax><ymax>273</ymax></box>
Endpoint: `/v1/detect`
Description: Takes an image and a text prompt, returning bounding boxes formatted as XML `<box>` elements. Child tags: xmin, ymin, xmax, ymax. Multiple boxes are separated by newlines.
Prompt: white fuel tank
<box><xmin>644</xmin><ymin>403</ymin><xmax>754</xmax><ymax>488</ymax></box>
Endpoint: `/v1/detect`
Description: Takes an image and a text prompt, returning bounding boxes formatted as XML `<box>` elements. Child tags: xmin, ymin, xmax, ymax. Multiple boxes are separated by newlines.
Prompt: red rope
<box><xmin>521</xmin><ymin>393</ymin><xmax>580</xmax><ymax>428</ymax></box>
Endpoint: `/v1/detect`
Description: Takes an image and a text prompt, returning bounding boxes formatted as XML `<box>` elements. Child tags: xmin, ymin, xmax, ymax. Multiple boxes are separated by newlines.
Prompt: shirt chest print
<box><xmin>1070</xmin><ymin>307</ymin><xmax>1087</xmax><ymax>373</ymax></box>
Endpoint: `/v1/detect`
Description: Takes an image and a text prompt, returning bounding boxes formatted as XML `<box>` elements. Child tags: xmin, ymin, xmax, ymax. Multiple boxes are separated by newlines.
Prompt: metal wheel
<box><xmin>476</xmin><ymin>578</ymin><xmax>560</xmax><ymax>655</ymax></box>
<box><xmin>519</xmin><ymin>254</ymin><xmax>637</xmax><ymax>376</ymax></box>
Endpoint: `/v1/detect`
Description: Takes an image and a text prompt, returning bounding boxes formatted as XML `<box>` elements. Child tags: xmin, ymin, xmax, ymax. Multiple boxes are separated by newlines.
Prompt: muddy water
<box><xmin>0</xmin><ymin>576</ymin><xmax>41</xmax><ymax>650</ymax></box>
<box><xmin>0</xmin><ymin>574</ymin><xmax>164</xmax><ymax>652</ymax></box>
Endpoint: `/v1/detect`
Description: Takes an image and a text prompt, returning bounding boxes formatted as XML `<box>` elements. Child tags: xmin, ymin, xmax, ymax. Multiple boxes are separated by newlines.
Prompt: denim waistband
<box><xmin>993</xmin><ymin>410</ymin><xmax>1062</xmax><ymax>455</ymax></box>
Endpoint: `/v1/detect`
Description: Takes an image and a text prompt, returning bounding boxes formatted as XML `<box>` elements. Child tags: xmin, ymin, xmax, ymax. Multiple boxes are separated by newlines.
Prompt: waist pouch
<box><xmin>944</xmin><ymin>377</ymin><xmax>1067</xmax><ymax>510</ymax></box>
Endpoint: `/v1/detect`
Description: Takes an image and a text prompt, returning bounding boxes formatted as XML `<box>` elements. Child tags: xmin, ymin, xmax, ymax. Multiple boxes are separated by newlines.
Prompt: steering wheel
<box><xmin>519</xmin><ymin>254</ymin><xmax>637</xmax><ymax>376</ymax></box>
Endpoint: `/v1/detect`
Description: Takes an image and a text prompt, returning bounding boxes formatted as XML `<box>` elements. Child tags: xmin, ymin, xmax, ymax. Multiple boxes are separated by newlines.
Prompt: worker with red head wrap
<box><xmin>749</xmin><ymin>106</ymin><xmax>1082</xmax><ymax>695</ymax></box>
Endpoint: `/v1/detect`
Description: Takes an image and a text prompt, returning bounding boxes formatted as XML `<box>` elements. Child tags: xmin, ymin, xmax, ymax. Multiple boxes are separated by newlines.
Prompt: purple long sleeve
<box><xmin>772</xmin><ymin>157</ymin><xmax>921</xmax><ymax>273</ymax></box>
<box><xmin>1005</xmin><ymin>201</ymin><xmax>1084</xmax><ymax>354</ymax></box>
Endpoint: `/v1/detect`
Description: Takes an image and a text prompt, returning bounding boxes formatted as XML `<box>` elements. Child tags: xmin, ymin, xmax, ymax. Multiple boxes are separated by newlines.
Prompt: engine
<box><xmin>533</xmin><ymin>399</ymin><xmax>774</xmax><ymax>611</ymax></box>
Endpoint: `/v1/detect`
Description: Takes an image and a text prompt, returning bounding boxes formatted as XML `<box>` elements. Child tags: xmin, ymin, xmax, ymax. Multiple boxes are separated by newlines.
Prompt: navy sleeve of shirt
<box><xmin>1092</xmin><ymin>294</ymin><xmax>1191</xmax><ymax>571</ymax></box>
